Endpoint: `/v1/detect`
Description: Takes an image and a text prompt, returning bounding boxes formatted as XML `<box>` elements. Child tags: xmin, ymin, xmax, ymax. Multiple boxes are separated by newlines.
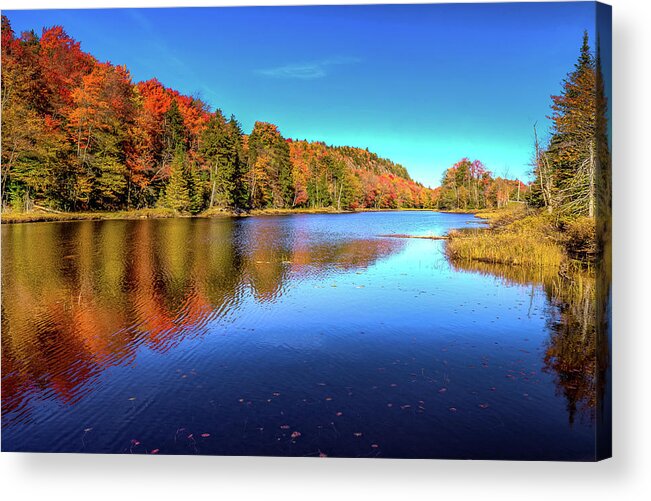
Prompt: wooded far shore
<box><xmin>1</xmin><ymin>206</ymin><xmax>483</xmax><ymax>224</ymax></box>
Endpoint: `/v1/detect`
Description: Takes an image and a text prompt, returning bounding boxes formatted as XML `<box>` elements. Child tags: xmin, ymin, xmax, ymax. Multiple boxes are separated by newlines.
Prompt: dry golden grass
<box><xmin>561</xmin><ymin>216</ymin><xmax>597</xmax><ymax>258</ymax></box>
<box><xmin>446</xmin><ymin>205</ymin><xmax>567</xmax><ymax>269</ymax></box>
<box><xmin>447</xmin><ymin>228</ymin><xmax>565</xmax><ymax>268</ymax></box>
<box><xmin>1</xmin><ymin>208</ymin><xmax>177</xmax><ymax>224</ymax></box>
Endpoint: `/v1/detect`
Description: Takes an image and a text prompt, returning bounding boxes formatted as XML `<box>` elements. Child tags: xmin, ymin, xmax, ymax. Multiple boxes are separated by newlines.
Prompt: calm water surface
<box><xmin>2</xmin><ymin>212</ymin><xmax>596</xmax><ymax>459</ymax></box>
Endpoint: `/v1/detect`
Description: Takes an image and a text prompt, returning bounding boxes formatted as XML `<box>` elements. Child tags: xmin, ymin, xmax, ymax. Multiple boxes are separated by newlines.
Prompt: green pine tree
<box><xmin>227</xmin><ymin>115</ymin><xmax>249</xmax><ymax>210</ymax></box>
<box><xmin>200</xmin><ymin>113</ymin><xmax>238</xmax><ymax>209</ymax></box>
<box><xmin>186</xmin><ymin>160</ymin><xmax>205</xmax><ymax>214</ymax></box>
<box><xmin>162</xmin><ymin>100</ymin><xmax>187</xmax><ymax>167</ymax></box>
<box><xmin>547</xmin><ymin>30</ymin><xmax>598</xmax><ymax>218</ymax></box>
<box><xmin>163</xmin><ymin>147</ymin><xmax>191</xmax><ymax>212</ymax></box>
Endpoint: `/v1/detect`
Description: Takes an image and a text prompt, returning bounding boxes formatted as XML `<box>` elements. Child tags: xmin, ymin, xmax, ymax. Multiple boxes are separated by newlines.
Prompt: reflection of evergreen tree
<box><xmin>449</xmin><ymin>258</ymin><xmax>606</xmax><ymax>425</ymax></box>
<box><xmin>542</xmin><ymin>272</ymin><xmax>598</xmax><ymax>425</ymax></box>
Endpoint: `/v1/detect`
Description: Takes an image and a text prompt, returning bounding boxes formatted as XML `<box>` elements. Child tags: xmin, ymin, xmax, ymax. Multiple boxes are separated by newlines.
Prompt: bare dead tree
<box><xmin>533</xmin><ymin>123</ymin><xmax>554</xmax><ymax>213</ymax></box>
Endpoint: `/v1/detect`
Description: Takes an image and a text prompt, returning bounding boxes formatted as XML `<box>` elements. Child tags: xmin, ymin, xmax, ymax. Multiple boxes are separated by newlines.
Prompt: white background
<box><xmin>0</xmin><ymin>0</ymin><xmax>649</xmax><ymax>499</ymax></box>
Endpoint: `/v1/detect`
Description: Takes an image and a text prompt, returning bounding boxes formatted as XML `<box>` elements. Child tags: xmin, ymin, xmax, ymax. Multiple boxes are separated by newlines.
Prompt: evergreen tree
<box><xmin>227</xmin><ymin>115</ymin><xmax>249</xmax><ymax>210</ymax></box>
<box><xmin>547</xmin><ymin>31</ymin><xmax>598</xmax><ymax>217</ymax></box>
<box><xmin>185</xmin><ymin>160</ymin><xmax>205</xmax><ymax>214</ymax></box>
<box><xmin>200</xmin><ymin>112</ymin><xmax>239</xmax><ymax>209</ymax></box>
<box><xmin>162</xmin><ymin>100</ymin><xmax>187</xmax><ymax>168</ymax></box>
<box><xmin>163</xmin><ymin>146</ymin><xmax>191</xmax><ymax>212</ymax></box>
<box><xmin>248</xmin><ymin>121</ymin><xmax>285</xmax><ymax>208</ymax></box>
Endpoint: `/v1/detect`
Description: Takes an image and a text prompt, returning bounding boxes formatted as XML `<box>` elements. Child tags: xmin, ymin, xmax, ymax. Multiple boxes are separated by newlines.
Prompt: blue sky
<box><xmin>5</xmin><ymin>3</ymin><xmax>598</xmax><ymax>187</ymax></box>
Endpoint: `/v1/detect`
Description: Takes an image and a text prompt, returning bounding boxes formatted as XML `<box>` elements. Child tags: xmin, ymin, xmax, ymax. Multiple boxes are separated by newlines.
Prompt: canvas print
<box><xmin>1</xmin><ymin>2</ymin><xmax>611</xmax><ymax>460</ymax></box>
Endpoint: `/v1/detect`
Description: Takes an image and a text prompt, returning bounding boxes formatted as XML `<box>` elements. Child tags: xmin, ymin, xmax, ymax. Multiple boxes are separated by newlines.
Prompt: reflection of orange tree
<box><xmin>1</xmin><ymin>220</ymin><xmax>402</xmax><ymax>418</ymax></box>
<box><xmin>449</xmin><ymin>259</ymin><xmax>607</xmax><ymax>425</ymax></box>
<box><xmin>244</xmin><ymin>221</ymin><xmax>289</xmax><ymax>303</ymax></box>
<box><xmin>290</xmin><ymin>239</ymin><xmax>401</xmax><ymax>273</ymax></box>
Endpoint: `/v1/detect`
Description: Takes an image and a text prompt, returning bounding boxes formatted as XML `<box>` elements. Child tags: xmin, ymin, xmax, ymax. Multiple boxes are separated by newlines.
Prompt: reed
<box><xmin>447</xmin><ymin>229</ymin><xmax>565</xmax><ymax>268</ymax></box>
<box><xmin>446</xmin><ymin>207</ymin><xmax>566</xmax><ymax>268</ymax></box>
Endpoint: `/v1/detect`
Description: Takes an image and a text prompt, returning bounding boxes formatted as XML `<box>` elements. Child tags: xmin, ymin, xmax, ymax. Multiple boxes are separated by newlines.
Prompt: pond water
<box><xmin>1</xmin><ymin>212</ymin><xmax>598</xmax><ymax>459</ymax></box>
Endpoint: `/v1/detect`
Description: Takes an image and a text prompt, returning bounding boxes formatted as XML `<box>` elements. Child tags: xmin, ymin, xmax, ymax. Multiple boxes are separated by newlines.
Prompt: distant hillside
<box><xmin>287</xmin><ymin>139</ymin><xmax>434</xmax><ymax>210</ymax></box>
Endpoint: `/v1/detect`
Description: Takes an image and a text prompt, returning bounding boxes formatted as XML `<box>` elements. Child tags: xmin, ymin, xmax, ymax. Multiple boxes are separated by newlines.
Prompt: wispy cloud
<box><xmin>257</xmin><ymin>57</ymin><xmax>360</xmax><ymax>80</ymax></box>
<box><xmin>126</xmin><ymin>10</ymin><xmax>192</xmax><ymax>77</ymax></box>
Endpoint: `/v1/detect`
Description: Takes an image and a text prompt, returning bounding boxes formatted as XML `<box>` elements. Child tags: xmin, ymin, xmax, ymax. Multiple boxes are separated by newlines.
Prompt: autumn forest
<box><xmin>0</xmin><ymin>16</ymin><xmax>535</xmax><ymax>216</ymax></box>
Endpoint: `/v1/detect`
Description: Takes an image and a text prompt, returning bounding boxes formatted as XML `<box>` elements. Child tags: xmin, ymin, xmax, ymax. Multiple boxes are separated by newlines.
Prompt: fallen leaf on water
<box><xmin>335</xmin><ymin>411</ymin><xmax>343</xmax><ymax>417</ymax></box>
<box><xmin>291</xmin><ymin>431</ymin><xmax>302</xmax><ymax>439</ymax></box>
<box><xmin>84</xmin><ymin>428</ymin><xmax>92</xmax><ymax>433</ymax></box>
<box><xmin>438</xmin><ymin>387</ymin><xmax>447</xmax><ymax>393</ymax></box>
<box><xmin>449</xmin><ymin>407</ymin><xmax>457</xmax><ymax>412</ymax></box>
<box><xmin>325</xmin><ymin>396</ymin><xmax>333</xmax><ymax>401</ymax></box>
<box><xmin>201</xmin><ymin>433</ymin><xmax>210</xmax><ymax>438</ymax></box>
<box><xmin>272</xmin><ymin>392</ymin><xmax>280</xmax><ymax>397</ymax></box>
<box><xmin>128</xmin><ymin>397</ymin><xmax>136</xmax><ymax>401</ymax></box>
<box><xmin>319</xmin><ymin>450</ymin><xmax>328</xmax><ymax>457</ymax></box>
<box><xmin>353</xmin><ymin>432</ymin><xmax>363</xmax><ymax>437</ymax></box>
<box><xmin>478</xmin><ymin>403</ymin><xmax>489</xmax><ymax>409</ymax></box>
<box><xmin>150</xmin><ymin>449</ymin><xmax>160</xmax><ymax>454</ymax></box>
<box><xmin>280</xmin><ymin>424</ymin><xmax>290</xmax><ymax>430</ymax></box>
<box><xmin>371</xmin><ymin>444</ymin><xmax>379</xmax><ymax>448</ymax></box>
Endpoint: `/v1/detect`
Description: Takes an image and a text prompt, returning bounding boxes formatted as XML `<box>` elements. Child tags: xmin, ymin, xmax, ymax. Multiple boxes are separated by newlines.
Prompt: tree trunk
<box><xmin>588</xmin><ymin>141</ymin><xmax>595</xmax><ymax>218</ymax></box>
<box><xmin>337</xmin><ymin>182</ymin><xmax>343</xmax><ymax>211</ymax></box>
<box><xmin>210</xmin><ymin>162</ymin><xmax>218</xmax><ymax>208</ymax></box>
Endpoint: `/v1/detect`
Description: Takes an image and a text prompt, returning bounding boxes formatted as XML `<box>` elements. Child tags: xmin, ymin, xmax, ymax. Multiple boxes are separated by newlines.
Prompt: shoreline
<box><xmin>1</xmin><ymin>207</ymin><xmax>456</xmax><ymax>225</ymax></box>
<box><xmin>445</xmin><ymin>204</ymin><xmax>597</xmax><ymax>268</ymax></box>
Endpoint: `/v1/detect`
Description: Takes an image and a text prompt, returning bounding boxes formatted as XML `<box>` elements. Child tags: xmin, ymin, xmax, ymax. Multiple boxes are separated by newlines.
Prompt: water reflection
<box><xmin>1</xmin><ymin>218</ymin><xmax>403</xmax><ymax>423</ymax></box>
<box><xmin>2</xmin><ymin>213</ymin><xmax>603</xmax><ymax>458</ymax></box>
<box><xmin>448</xmin><ymin>258</ymin><xmax>608</xmax><ymax>425</ymax></box>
